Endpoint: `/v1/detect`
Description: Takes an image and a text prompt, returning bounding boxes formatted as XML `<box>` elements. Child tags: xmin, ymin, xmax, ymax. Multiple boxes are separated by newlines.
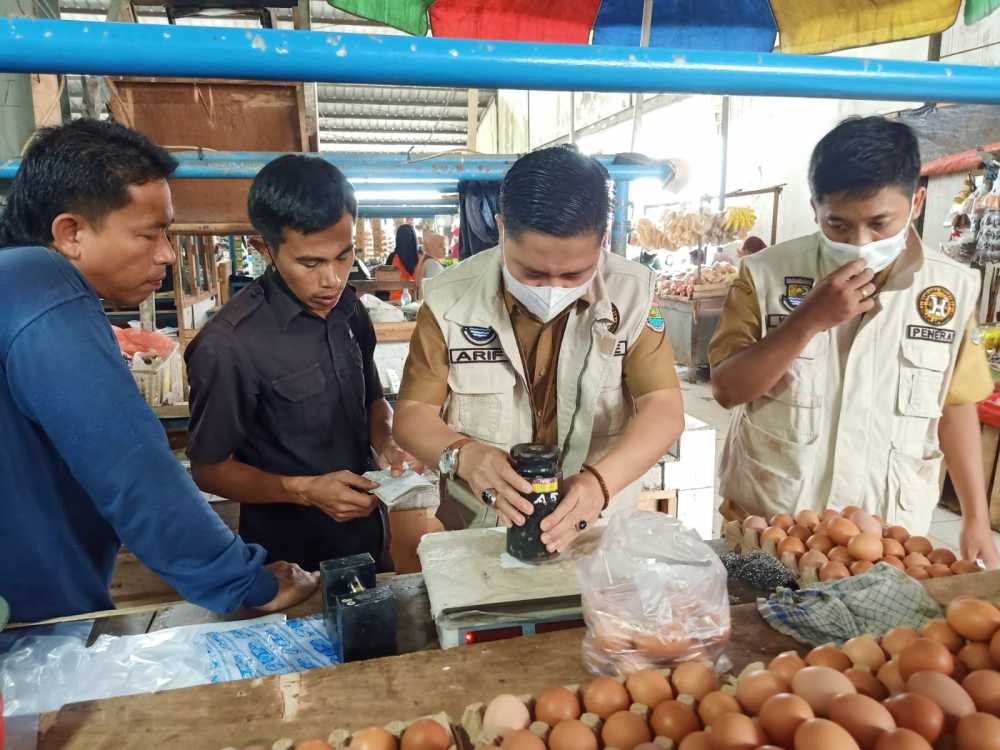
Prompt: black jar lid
<box><xmin>509</xmin><ymin>443</ymin><xmax>560</xmax><ymax>472</ymax></box>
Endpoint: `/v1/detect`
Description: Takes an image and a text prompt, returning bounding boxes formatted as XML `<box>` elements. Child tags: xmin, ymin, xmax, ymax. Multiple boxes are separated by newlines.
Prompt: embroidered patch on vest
<box><xmin>461</xmin><ymin>326</ymin><xmax>498</xmax><ymax>346</ymax></box>
<box><xmin>766</xmin><ymin>314</ymin><xmax>788</xmax><ymax>330</ymax></box>
<box><xmin>780</xmin><ymin>276</ymin><xmax>813</xmax><ymax>312</ymax></box>
<box><xmin>646</xmin><ymin>307</ymin><xmax>665</xmax><ymax>333</ymax></box>
<box><xmin>917</xmin><ymin>286</ymin><xmax>956</xmax><ymax>327</ymax></box>
<box><xmin>449</xmin><ymin>348</ymin><xmax>509</xmax><ymax>364</ymax></box>
<box><xmin>608</xmin><ymin>303</ymin><xmax>621</xmax><ymax>334</ymax></box>
<box><xmin>907</xmin><ymin>325</ymin><xmax>956</xmax><ymax>344</ymax></box>
<box><xmin>614</xmin><ymin>340</ymin><xmax>628</xmax><ymax>357</ymax></box>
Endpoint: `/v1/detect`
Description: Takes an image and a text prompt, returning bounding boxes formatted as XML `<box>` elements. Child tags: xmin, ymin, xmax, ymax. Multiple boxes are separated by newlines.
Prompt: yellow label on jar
<box><xmin>530</xmin><ymin>478</ymin><xmax>558</xmax><ymax>493</ymax></box>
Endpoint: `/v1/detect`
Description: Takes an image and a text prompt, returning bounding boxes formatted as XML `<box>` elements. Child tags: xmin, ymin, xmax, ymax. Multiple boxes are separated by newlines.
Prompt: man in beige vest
<box><xmin>393</xmin><ymin>146</ymin><xmax>685</xmax><ymax>554</ymax></box>
<box><xmin>711</xmin><ymin>116</ymin><xmax>999</xmax><ymax>568</ymax></box>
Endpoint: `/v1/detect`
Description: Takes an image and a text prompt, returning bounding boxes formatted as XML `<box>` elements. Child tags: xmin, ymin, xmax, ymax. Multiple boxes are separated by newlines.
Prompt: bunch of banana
<box><xmin>722</xmin><ymin>207</ymin><xmax>757</xmax><ymax>237</ymax></box>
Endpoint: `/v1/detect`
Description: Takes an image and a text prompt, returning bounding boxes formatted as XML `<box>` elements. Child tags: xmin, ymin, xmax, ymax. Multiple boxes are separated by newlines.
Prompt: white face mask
<box><xmin>819</xmin><ymin>207</ymin><xmax>913</xmax><ymax>272</ymax></box>
<box><xmin>501</xmin><ymin>250</ymin><xmax>594</xmax><ymax>323</ymax></box>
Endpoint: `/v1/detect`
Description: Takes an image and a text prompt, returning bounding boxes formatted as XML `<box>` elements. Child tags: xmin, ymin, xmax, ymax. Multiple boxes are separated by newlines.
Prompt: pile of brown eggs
<box><xmin>723</xmin><ymin>506</ymin><xmax>983</xmax><ymax>585</ymax></box>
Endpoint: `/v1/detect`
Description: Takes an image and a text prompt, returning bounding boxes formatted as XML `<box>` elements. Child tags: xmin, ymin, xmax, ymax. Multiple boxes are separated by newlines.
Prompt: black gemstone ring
<box><xmin>482</xmin><ymin>488</ymin><xmax>498</xmax><ymax>506</ymax></box>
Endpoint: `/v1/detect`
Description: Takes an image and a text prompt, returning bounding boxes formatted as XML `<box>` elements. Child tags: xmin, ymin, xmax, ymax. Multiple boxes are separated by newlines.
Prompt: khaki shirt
<box><xmin>400</xmin><ymin>290</ymin><xmax>680</xmax><ymax>447</ymax></box>
<box><xmin>709</xmin><ymin>262</ymin><xmax>992</xmax><ymax>406</ymax></box>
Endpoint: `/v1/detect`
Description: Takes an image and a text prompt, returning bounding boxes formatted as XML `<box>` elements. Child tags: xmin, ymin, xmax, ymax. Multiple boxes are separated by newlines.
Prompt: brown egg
<box><xmin>882</xmin><ymin>538</ymin><xmax>906</xmax><ymax>558</ymax></box>
<box><xmin>993</xmin><ymin>629</ymin><xmax>1000</xmax><ymax>664</ymax></box>
<box><xmin>844</xmin><ymin>636</ymin><xmax>887</xmax><ymax>672</ymax></box>
<box><xmin>633</xmin><ymin>630</ymin><xmax>694</xmax><ymax>660</ymax></box>
<box><xmin>626</xmin><ymin>670</ymin><xmax>672</xmax><ymax>708</ymax></box>
<box><xmin>501</xmin><ymin>729</ymin><xmax>546</xmax><ymax>750</ymax></box>
<box><xmin>828</xmin><ymin>693</ymin><xmax>896</xmax><ymax>750</ymax></box>
<box><xmin>877</xmin><ymin>660</ymin><xmax>906</xmax><ymax>696</ymax></box>
<box><xmin>672</xmin><ymin>661</ymin><xmax>718</xmax><ymax>700</ymax></box>
<box><xmin>794</xmin><ymin>718</ymin><xmax>862</xmax><ymax>749</ymax></box>
<box><xmin>899</xmin><ymin>638</ymin><xmax>955</xmax><ymax>680</ymax></box>
<box><xmin>958</xmin><ymin>642</ymin><xmax>998</xmax><ymax>672</ymax></box>
<box><xmin>852</xmin><ymin>561</ymin><xmax>875</xmax><ymax>576</ymax></box>
<box><xmin>601</xmin><ymin>710</ymin><xmax>652</xmax><ymax>750</ymax></box>
<box><xmin>736</xmin><ymin>669</ymin><xmax>790</xmax><ymax>715</ymax></box>
<box><xmin>829</xmin><ymin>518</ymin><xmax>862</xmax><ymax>546</ymax></box>
<box><xmin>792</xmin><ymin>666</ymin><xmax>857</xmax><ymax>715</ymax></box>
<box><xmin>845</xmin><ymin>668</ymin><xmax>889</xmax><ymax>700</ymax></box>
<box><xmin>885</xmin><ymin>526</ymin><xmax>910</xmax><ymax>543</ymax></box>
<box><xmin>873</xmin><ymin>728</ymin><xmax>933</xmax><ymax>750</ymax></box>
<box><xmin>951</xmin><ymin>560</ymin><xmax>983</xmax><ymax>575</ymax></box>
<box><xmin>801</xmin><ymin>550</ymin><xmax>831</xmax><ymax>570</ymax></box>
<box><xmin>297</xmin><ymin>742</ymin><xmax>334</xmax><ymax>750</ymax></box>
<box><xmin>710</xmin><ymin>712</ymin><xmax>764</xmax><ymax>750</ymax></box>
<box><xmin>807</xmin><ymin>644</ymin><xmax>852</xmax><ymax>672</ymax></box>
<box><xmin>771</xmin><ymin>513</ymin><xmax>795</xmax><ymax>530</ymax></box>
<box><xmin>956</xmin><ymin>712</ymin><xmax>1000</xmax><ymax>750</ymax></box>
<box><xmin>761</xmin><ymin>526</ymin><xmax>788</xmax><ymax>546</ymax></box>
<box><xmin>952</xmin><ymin>659</ymin><xmax>969</xmax><ymax>683</ymax></box>
<box><xmin>759</xmin><ymin>692</ymin><xmax>815</xmax><ymax>747</ymax></box>
<box><xmin>483</xmin><ymin>695</ymin><xmax>531</xmax><ymax>734</ymax></box>
<box><xmin>920</xmin><ymin>620</ymin><xmax>964</xmax><ymax>654</ymax></box>
<box><xmin>697</xmin><ymin>690</ymin><xmax>743</xmax><ymax>726</ymax></box>
<box><xmin>962</xmin><ymin>669</ymin><xmax>1000</xmax><ymax>714</ymax></box>
<box><xmin>650</xmin><ymin>700</ymin><xmax>701</xmax><ymax>743</ymax></box>
<box><xmin>820</xmin><ymin>561</ymin><xmax>851</xmax><ymax>581</ymax></box>
<box><xmin>829</xmin><ymin>546</ymin><xmax>855</xmax><ymax>564</ymax></box>
<box><xmin>840</xmin><ymin>505</ymin><xmax>863</xmax><ymax>518</ymax></box>
<box><xmin>593</xmin><ymin>617</ymin><xmax>634</xmax><ymax>651</ymax></box>
<box><xmin>548</xmin><ymin>719</ymin><xmax>598</xmax><ymax>750</ymax></box>
<box><xmin>583</xmin><ymin>677</ymin><xmax>631</xmax><ymax>719</ymax></box>
<box><xmin>535</xmin><ymin>686</ymin><xmax>582</xmax><ymax>725</ymax></box>
<box><xmin>400</xmin><ymin>720</ymin><xmax>450</xmax><ymax>750</ymax></box>
<box><xmin>769</xmin><ymin>651</ymin><xmax>808</xmax><ymax>683</ymax></box>
<box><xmin>677</xmin><ymin>730</ymin><xmax>712</xmax><ymax>750</ymax></box>
<box><xmin>787</xmin><ymin>524</ymin><xmax>813</xmax><ymax>542</ymax></box>
<box><xmin>906</xmin><ymin>672</ymin><xmax>976</xmax><ymax>724</ymax></box>
<box><xmin>904</xmin><ymin>537</ymin><xmax>933</xmax><ymax>556</ymax></box>
<box><xmin>903</xmin><ymin>552</ymin><xmax>931</xmax><ymax>568</ymax></box>
<box><xmin>946</xmin><ymin>598</ymin><xmax>1000</xmax><ymax>643</ymax></box>
<box><xmin>349</xmin><ymin>727</ymin><xmax>397</xmax><ymax>750</ymax></box>
<box><xmin>883</xmin><ymin>556</ymin><xmax>905</xmax><ymax>571</ymax></box>
<box><xmin>884</xmin><ymin>693</ymin><xmax>945</xmax><ymax>743</ymax></box>
<box><xmin>821</xmin><ymin>508</ymin><xmax>843</xmax><ymax>523</ymax></box>
<box><xmin>743</xmin><ymin>515</ymin><xmax>768</xmax><ymax>531</ymax></box>
<box><xmin>927</xmin><ymin>548</ymin><xmax>957</xmax><ymax>566</ymax></box>
<box><xmin>808</xmin><ymin>534</ymin><xmax>836</xmax><ymax>554</ymax></box>
<box><xmin>928</xmin><ymin>564</ymin><xmax>953</xmax><ymax>578</ymax></box>
<box><xmin>849</xmin><ymin>534</ymin><xmax>884</xmax><ymax>562</ymax></box>
<box><xmin>797</xmin><ymin>509</ymin><xmax>821</xmax><ymax>529</ymax></box>
<box><xmin>779</xmin><ymin>536</ymin><xmax>807</xmax><ymax>557</ymax></box>
<box><xmin>907</xmin><ymin>566</ymin><xmax>930</xmax><ymax>580</ymax></box>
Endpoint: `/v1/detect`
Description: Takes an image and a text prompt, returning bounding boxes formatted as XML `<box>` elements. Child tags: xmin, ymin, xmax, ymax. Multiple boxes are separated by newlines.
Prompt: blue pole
<box><xmin>358</xmin><ymin>206</ymin><xmax>459</xmax><ymax>217</ymax></box>
<box><xmin>1</xmin><ymin>19</ymin><xmax>999</xmax><ymax>104</ymax></box>
<box><xmin>611</xmin><ymin>181</ymin><xmax>630</xmax><ymax>257</ymax></box>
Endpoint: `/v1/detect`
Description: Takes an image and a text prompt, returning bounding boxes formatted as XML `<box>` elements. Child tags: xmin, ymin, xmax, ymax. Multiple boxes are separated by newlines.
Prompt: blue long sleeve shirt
<box><xmin>0</xmin><ymin>246</ymin><xmax>277</xmax><ymax>623</ymax></box>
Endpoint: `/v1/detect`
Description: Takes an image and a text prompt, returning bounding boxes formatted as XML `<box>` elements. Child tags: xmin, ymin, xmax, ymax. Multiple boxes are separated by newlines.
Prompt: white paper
<box><xmin>363</xmin><ymin>468</ymin><xmax>433</xmax><ymax>506</ymax></box>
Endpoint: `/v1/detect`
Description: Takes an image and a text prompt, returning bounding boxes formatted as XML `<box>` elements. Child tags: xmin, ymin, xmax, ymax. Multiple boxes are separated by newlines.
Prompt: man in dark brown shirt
<box><xmin>185</xmin><ymin>156</ymin><xmax>416</xmax><ymax>572</ymax></box>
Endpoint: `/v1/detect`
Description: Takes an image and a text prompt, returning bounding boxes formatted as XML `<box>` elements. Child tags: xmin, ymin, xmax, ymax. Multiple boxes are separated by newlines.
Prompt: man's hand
<box><xmin>254</xmin><ymin>561</ymin><xmax>319</xmax><ymax>613</ymax></box>
<box><xmin>456</xmin><ymin>441</ymin><xmax>534</xmax><ymax>526</ymax></box>
<box><xmin>376</xmin><ymin>435</ymin><xmax>425</xmax><ymax>477</ymax></box>
<box><xmin>794</xmin><ymin>259</ymin><xmax>876</xmax><ymax>333</ymax></box>
<box><xmin>286</xmin><ymin>471</ymin><xmax>379</xmax><ymax>522</ymax></box>
<box><xmin>539</xmin><ymin>471</ymin><xmax>604</xmax><ymax>554</ymax></box>
<box><xmin>960</xmin><ymin>516</ymin><xmax>1000</xmax><ymax>569</ymax></box>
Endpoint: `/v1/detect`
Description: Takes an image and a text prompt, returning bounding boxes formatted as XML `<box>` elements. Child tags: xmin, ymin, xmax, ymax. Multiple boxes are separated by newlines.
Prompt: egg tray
<box><xmin>219</xmin><ymin>712</ymin><xmax>461</xmax><ymax>750</ymax></box>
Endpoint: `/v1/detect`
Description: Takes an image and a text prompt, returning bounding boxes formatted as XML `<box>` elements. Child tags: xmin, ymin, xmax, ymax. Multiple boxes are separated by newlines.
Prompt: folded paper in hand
<box><xmin>363</xmin><ymin>468</ymin><xmax>433</xmax><ymax>506</ymax></box>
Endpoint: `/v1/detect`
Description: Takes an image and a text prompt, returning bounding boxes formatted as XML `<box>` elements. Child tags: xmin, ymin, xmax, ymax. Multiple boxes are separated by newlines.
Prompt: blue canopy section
<box><xmin>593</xmin><ymin>0</ymin><xmax>777</xmax><ymax>52</ymax></box>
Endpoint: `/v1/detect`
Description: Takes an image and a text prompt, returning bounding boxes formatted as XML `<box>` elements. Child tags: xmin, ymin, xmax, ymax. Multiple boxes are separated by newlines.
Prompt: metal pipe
<box><xmin>2</xmin><ymin>18</ymin><xmax>999</xmax><ymax>104</ymax></box>
<box><xmin>610</xmin><ymin>181</ymin><xmax>630</xmax><ymax>257</ymax></box>
<box><xmin>358</xmin><ymin>205</ymin><xmax>458</xmax><ymax>217</ymax></box>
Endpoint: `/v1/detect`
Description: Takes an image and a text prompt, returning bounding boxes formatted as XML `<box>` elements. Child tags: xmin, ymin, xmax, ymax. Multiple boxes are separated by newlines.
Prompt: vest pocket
<box><xmin>767</xmin><ymin>334</ymin><xmax>826</xmax><ymax>408</ymax></box>
<box><xmin>886</xmin><ymin>447</ymin><xmax>942</xmax><ymax>534</ymax></box>
<box><xmin>897</xmin><ymin>340</ymin><xmax>950</xmax><ymax>419</ymax></box>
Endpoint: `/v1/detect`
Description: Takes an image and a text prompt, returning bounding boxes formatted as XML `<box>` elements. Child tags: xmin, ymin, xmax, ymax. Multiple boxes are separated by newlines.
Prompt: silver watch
<box><xmin>439</xmin><ymin>445</ymin><xmax>462</xmax><ymax>479</ymax></box>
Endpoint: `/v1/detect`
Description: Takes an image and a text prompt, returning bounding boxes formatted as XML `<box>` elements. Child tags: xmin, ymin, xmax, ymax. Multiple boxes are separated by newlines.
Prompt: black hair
<box><xmin>809</xmin><ymin>116</ymin><xmax>921</xmax><ymax>203</ymax></box>
<box><xmin>247</xmin><ymin>154</ymin><xmax>357</xmax><ymax>251</ymax></box>
<box><xmin>499</xmin><ymin>145</ymin><xmax>610</xmax><ymax>239</ymax></box>
<box><xmin>394</xmin><ymin>224</ymin><xmax>419</xmax><ymax>274</ymax></box>
<box><xmin>0</xmin><ymin>118</ymin><xmax>177</xmax><ymax>248</ymax></box>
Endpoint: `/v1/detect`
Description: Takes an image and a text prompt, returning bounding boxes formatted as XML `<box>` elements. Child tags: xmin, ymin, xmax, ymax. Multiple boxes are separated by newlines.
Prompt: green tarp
<box><xmin>328</xmin><ymin>0</ymin><xmax>434</xmax><ymax>36</ymax></box>
<box><xmin>965</xmin><ymin>0</ymin><xmax>1000</xmax><ymax>24</ymax></box>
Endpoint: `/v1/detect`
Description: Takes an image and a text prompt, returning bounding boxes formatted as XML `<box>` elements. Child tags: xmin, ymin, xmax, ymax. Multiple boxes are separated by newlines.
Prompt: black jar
<box><xmin>506</xmin><ymin>443</ymin><xmax>562</xmax><ymax>563</ymax></box>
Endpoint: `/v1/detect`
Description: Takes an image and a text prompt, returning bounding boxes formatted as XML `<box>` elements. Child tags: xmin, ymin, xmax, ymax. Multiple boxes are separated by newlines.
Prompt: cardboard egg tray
<box><xmin>220</xmin><ymin>712</ymin><xmax>460</xmax><ymax>750</ymax></box>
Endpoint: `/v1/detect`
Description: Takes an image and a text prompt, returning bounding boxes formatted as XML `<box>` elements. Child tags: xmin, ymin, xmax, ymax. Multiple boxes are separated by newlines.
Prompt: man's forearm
<box><xmin>712</xmin><ymin>313</ymin><xmax>818</xmax><ymax>408</ymax></box>
<box><xmin>940</xmin><ymin>403</ymin><xmax>990</xmax><ymax>521</ymax></box>
<box><xmin>192</xmin><ymin>457</ymin><xmax>305</xmax><ymax>506</ymax></box>
<box><xmin>592</xmin><ymin>389</ymin><xmax>685</xmax><ymax>497</ymax></box>
<box><xmin>393</xmin><ymin>399</ymin><xmax>462</xmax><ymax>468</ymax></box>
<box><xmin>368</xmin><ymin>398</ymin><xmax>394</xmax><ymax>454</ymax></box>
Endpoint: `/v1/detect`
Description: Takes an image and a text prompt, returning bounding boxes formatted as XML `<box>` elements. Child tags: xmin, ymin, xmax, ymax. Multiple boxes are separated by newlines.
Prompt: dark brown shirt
<box><xmin>185</xmin><ymin>269</ymin><xmax>388</xmax><ymax>571</ymax></box>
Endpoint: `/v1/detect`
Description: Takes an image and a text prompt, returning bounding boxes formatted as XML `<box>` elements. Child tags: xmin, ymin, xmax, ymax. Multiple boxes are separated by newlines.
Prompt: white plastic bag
<box><xmin>576</xmin><ymin>511</ymin><xmax>731</xmax><ymax>675</ymax></box>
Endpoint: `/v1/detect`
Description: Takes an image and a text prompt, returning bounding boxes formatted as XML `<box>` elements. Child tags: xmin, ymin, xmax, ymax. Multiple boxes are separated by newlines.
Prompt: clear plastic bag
<box><xmin>576</xmin><ymin>511</ymin><xmax>731</xmax><ymax>675</ymax></box>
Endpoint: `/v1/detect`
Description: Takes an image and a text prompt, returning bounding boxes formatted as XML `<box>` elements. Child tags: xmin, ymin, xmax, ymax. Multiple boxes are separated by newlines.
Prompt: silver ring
<box><xmin>481</xmin><ymin>488</ymin><xmax>498</xmax><ymax>506</ymax></box>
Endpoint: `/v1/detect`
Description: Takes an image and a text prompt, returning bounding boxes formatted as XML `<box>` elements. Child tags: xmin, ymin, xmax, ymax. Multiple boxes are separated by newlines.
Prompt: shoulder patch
<box><xmin>461</xmin><ymin>325</ymin><xmax>497</xmax><ymax>346</ymax></box>
<box><xmin>608</xmin><ymin>303</ymin><xmax>621</xmax><ymax>334</ymax></box>
<box><xmin>646</xmin><ymin>307</ymin><xmax>665</xmax><ymax>334</ymax></box>
<box><xmin>917</xmin><ymin>285</ymin><xmax>956</xmax><ymax>327</ymax></box>
<box><xmin>780</xmin><ymin>276</ymin><xmax>813</xmax><ymax>312</ymax></box>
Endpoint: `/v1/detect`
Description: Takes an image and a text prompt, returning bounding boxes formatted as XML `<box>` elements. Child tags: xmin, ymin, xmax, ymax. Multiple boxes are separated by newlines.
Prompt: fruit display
<box><xmin>635</xmin><ymin>206</ymin><xmax>756</xmax><ymax>252</ymax></box>
<box><xmin>723</xmin><ymin>507</ymin><xmax>985</xmax><ymax>586</ymax></box>
<box><xmin>655</xmin><ymin>261</ymin><xmax>738</xmax><ymax>300</ymax></box>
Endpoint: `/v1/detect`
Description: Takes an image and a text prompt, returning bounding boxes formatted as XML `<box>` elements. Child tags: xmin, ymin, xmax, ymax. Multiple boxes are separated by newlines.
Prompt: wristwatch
<box><xmin>439</xmin><ymin>438</ymin><xmax>473</xmax><ymax>479</ymax></box>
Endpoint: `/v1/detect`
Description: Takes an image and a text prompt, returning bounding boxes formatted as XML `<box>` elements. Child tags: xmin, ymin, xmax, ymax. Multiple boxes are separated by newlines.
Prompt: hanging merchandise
<box><xmin>635</xmin><ymin>206</ymin><xmax>756</xmax><ymax>252</ymax></box>
<box><xmin>966</xmin><ymin>0</ymin><xmax>1000</xmax><ymax>24</ymax></box>
<box><xmin>327</xmin><ymin>0</ymin><xmax>433</xmax><ymax>35</ymax></box>
<box><xmin>975</xmin><ymin>178</ymin><xmax>1000</xmax><ymax>265</ymax></box>
<box><xmin>459</xmin><ymin>180</ymin><xmax>500</xmax><ymax>259</ymax></box>
<box><xmin>429</xmin><ymin>0</ymin><xmax>601</xmax><ymax>43</ymax></box>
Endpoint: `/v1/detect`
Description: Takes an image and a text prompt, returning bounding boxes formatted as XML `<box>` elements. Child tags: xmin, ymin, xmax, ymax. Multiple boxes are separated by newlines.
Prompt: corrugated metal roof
<box><xmin>57</xmin><ymin>0</ymin><xmax>495</xmax><ymax>152</ymax></box>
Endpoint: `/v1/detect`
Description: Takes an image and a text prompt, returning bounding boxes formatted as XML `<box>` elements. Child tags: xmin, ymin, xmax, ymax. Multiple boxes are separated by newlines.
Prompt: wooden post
<box><xmin>467</xmin><ymin>88</ymin><xmax>479</xmax><ymax>152</ymax></box>
<box><xmin>293</xmin><ymin>0</ymin><xmax>320</xmax><ymax>152</ymax></box>
<box><xmin>139</xmin><ymin>293</ymin><xmax>156</xmax><ymax>332</ymax></box>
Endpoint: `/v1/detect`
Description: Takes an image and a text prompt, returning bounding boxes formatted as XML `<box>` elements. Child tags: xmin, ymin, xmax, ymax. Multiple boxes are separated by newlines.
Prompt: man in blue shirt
<box><xmin>0</xmin><ymin>119</ymin><xmax>318</xmax><ymax>624</ymax></box>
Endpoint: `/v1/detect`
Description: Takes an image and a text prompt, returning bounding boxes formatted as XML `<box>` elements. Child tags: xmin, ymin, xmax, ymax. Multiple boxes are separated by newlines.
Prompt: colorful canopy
<box><xmin>328</xmin><ymin>0</ymin><xmax>996</xmax><ymax>54</ymax></box>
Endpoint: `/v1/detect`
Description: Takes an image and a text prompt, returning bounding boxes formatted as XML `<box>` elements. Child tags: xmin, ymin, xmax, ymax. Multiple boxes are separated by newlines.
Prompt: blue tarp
<box><xmin>592</xmin><ymin>0</ymin><xmax>777</xmax><ymax>52</ymax></box>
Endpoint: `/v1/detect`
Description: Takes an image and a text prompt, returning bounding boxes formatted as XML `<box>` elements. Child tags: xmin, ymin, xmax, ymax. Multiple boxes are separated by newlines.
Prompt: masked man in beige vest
<box><xmin>393</xmin><ymin>146</ymin><xmax>685</xmax><ymax>554</ymax></box>
<box><xmin>711</xmin><ymin>116</ymin><xmax>999</xmax><ymax>568</ymax></box>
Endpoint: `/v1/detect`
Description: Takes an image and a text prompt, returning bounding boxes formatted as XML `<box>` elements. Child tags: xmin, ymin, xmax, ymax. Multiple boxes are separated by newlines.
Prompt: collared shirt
<box><xmin>185</xmin><ymin>268</ymin><xmax>388</xmax><ymax>572</ymax></box>
<box><xmin>0</xmin><ymin>246</ymin><xmax>276</xmax><ymax>622</ymax></box>
<box><xmin>400</xmin><ymin>284</ymin><xmax>680</xmax><ymax>447</ymax></box>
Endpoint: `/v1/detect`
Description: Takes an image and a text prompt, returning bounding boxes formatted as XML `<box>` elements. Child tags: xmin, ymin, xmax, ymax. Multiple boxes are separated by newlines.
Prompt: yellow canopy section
<box><xmin>771</xmin><ymin>0</ymin><xmax>961</xmax><ymax>55</ymax></box>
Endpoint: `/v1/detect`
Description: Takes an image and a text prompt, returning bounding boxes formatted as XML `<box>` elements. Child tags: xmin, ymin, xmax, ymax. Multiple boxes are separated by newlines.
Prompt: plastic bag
<box><xmin>576</xmin><ymin>511</ymin><xmax>731</xmax><ymax>675</ymax></box>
